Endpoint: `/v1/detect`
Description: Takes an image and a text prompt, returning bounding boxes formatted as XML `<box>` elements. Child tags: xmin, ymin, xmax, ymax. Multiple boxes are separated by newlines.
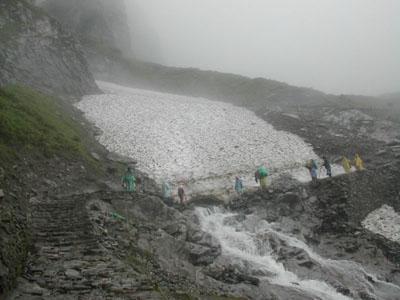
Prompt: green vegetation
<box><xmin>0</xmin><ymin>85</ymin><xmax>89</xmax><ymax>165</ymax></box>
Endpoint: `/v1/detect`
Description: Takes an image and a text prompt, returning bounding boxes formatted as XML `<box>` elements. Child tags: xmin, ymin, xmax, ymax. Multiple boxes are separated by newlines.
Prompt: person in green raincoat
<box><xmin>255</xmin><ymin>165</ymin><xmax>269</xmax><ymax>190</ymax></box>
<box><xmin>122</xmin><ymin>167</ymin><xmax>136</xmax><ymax>192</ymax></box>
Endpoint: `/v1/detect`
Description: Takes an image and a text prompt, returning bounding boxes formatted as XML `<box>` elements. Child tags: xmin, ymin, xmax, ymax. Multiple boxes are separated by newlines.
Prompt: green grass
<box><xmin>0</xmin><ymin>85</ymin><xmax>89</xmax><ymax>164</ymax></box>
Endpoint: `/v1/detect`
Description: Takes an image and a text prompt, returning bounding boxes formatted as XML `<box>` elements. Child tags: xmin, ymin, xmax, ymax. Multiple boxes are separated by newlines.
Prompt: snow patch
<box><xmin>324</xmin><ymin>109</ymin><xmax>373</xmax><ymax>128</ymax></box>
<box><xmin>77</xmin><ymin>81</ymin><xmax>318</xmax><ymax>194</ymax></box>
<box><xmin>362</xmin><ymin>205</ymin><xmax>400</xmax><ymax>243</ymax></box>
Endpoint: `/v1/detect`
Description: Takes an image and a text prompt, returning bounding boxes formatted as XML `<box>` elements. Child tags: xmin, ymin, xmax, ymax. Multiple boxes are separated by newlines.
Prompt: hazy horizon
<box><xmin>125</xmin><ymin>0</ymin><xmax>400</xmax><ymax>96</ymax></box>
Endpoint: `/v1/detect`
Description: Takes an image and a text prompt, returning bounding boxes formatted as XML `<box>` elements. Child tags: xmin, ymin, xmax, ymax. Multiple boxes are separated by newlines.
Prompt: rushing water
<box><xmin>195</xmin><ymin>207</ymin><xmax>400</xmax><ymax>300</ymax></box>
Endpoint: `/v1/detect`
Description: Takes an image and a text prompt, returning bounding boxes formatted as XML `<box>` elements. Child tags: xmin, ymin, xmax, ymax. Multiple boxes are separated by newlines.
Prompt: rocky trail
<box><xmin>10</xmin><ymin>193</ymin><xmax>152</xmax><ymax>300</ymax></box>
<box><xmin>4</xmin><ymin>159</ymin><xmax>400</xmax><ymax>300</ymax></box>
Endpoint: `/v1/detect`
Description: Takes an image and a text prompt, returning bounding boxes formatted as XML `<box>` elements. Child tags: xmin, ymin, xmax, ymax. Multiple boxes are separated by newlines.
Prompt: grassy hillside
<box><xmin>0</xmin><ymin>85</ymin><xmax>89</xmax><ymax>165</ymax></box>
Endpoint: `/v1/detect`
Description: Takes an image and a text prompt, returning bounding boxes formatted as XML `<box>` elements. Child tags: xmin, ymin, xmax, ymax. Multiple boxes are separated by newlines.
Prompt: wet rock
<box><xmin>387</xmin><ymin>140</ymin><xmax>400</xmax><ymax>146</ymax></box>
<box><xmin>89</xmin><ymin>203</ymin><xmax>101</xmax><ymax>211</ymax></box>
<box><xmin>0</xmin><ymin>260</ymin><xmax>9</xmax><ymax>279</ymax></box>
<box><xmin>63</xmin><ymin>260</ymin><xmax>86</xmax><ymax>270</ymax></box>
<box><xmin>298</xmin><ymin>260</ymin><xmax>315</xmax><ymax>269</ymax></box>
<box><xmin>205</xmin><ymin>265</ymin><xmax>260</xmax><ymax>286</ymax></box>
<box><xmin>278</xmin><ymin>192</ymin><xmax>301</xmax><ymax>206</ymax></box>
<box><xmin>376</xmin><ymin>149</ymin><xmax>387</xmax><ymax>156</ymax></box>
<box><xmin>343</xmin><ymin>242</ymin><xmax>360</xmax><ymax>253</ymax></box>
<box><xmin>163</xmin><ymin>222</ymin><xmax>187</xmax><ymax>239</ymax></box>
<box><xmin>91</xmin><ymin>152</ymin><xmax>101</xmax><ymax>161</ymax></box>
<box><xmin>277</xmin><ymin>193</ymin><xmax>303</xmax><ymax>216</ymax></box>
<box><xmin>359</xmin><ymin>291</ymin><xmax>377</xmax><ymax>300</ymax></box>
<box><xmin>43</xmin><ymin>179</ymin><xmax>57</xmax><ymax>188</ymax></box>
<box><xmin>187</xmin><ymin>242</ymin><xmax>221</xmax><ymax>266</ymax></box>
<box><xmin>18</xmin><ymin>280</ymin><xmax>45</xmax><ymax>296</ymax></box>
<box><xmin>335</xmin><ymin>285</ymin><xmax>351</xmax><ymax>296</ymax></box>
<box><xmin>308</xmin><ymin>196</ymin><xmax>317</xmax><ymax>204</ymax></box>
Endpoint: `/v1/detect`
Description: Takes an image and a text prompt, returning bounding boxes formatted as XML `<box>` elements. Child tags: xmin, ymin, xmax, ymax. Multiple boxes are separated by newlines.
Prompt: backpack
<box><xmin>258</xmin><ymin>166</ymin><xmax>268</xmax><ymax>177</ymax></box>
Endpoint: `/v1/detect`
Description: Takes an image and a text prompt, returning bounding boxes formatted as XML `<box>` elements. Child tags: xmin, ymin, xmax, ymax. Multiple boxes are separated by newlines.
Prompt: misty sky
<box><xmin>125</xmin><ymin>0</ymin><xmax>400</xmax><ymax>96</ymax></box>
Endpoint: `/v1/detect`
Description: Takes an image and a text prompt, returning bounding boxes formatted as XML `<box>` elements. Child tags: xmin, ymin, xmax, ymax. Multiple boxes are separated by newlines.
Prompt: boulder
<box><xmin>187</xmin><ymin>243</ymin><xmax>219</xmax><ymax>266</ymax></box>
<box><xmin>65</xmin><ymin>269</ymin><xmax>82</xmax><ymax>280</ymax></box>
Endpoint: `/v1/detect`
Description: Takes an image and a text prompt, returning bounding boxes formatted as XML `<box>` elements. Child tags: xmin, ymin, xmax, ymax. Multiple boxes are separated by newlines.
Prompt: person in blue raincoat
<box><xmin>162</xmin><ymin>180</ymin><xmax>173</xmax><ymax>205</ymax></box>
<box><xmin>234</xmin><ymin>176</ymin><xmax>244</xmax><ymax>194</ymax></box>
<box><xmin>306</xmin><ymin>159</ymin><xmax>318</xmax><ymax>185</ymax></box>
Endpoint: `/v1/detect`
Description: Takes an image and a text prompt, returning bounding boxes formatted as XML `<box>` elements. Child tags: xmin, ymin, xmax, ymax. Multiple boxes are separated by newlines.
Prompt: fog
<box><xmin>125</xmin><ymin>0</ymin><xmax>399</xmax><ymax>96</ymax></box>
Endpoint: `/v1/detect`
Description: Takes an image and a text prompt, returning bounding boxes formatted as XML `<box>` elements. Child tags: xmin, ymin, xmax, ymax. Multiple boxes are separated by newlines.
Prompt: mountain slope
<box><xmin>0</xmin><ymin>0</ymin><xmax>98</xmax><ymax>98</ymax></box>
<box><xmin>41</xmin><ymin>0</ymin><xmax>334</xmax><ymax>109</ymax></box>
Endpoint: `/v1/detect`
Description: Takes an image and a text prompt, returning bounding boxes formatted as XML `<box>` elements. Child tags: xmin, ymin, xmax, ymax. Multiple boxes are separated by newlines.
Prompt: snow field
<box><xmin>77</xmin><ymin>81</ymin><xmax>319</xmax><ymax>195</ymax></box>
<box><xmin>362</xmin><ymin>205</ymin><xmax>400</xmax><ymax>243</ymax></box>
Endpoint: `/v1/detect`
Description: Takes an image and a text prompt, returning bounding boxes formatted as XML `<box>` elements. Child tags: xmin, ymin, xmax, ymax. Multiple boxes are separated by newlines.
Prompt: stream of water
<box><xmin>196</xmin><ymin>207</ymin><xmax>400</xmax><ymax>300</ymax></box>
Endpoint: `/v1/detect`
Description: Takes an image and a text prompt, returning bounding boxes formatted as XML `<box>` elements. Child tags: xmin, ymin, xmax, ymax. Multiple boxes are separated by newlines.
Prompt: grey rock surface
<box><xmin>0</xmin><ymin>0</ymin><xmax>98</xmax><ymax>97</ymax></box>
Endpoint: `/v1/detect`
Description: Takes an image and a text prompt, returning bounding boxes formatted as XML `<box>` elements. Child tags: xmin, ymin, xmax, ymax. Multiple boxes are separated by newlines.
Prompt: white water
<box><xmin>196</xmin><ymin>207</ymin><xmax>400</xmax><ymax>300</ymax></box>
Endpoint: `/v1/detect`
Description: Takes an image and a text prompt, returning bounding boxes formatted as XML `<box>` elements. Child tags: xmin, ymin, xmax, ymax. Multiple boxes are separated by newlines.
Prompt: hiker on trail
<box><xmin>136</xmin><ymin>176</ymin><xmax>142</xmax><ymax>193</ymax></box>
<box><xmin>177</xmin><ymin>184</ymin><xmax>187</xmax><ymax>204</ymax></box>
<box><xmin>255</xmin><ymin>165</ymin><xmax>269</xmax><ymax>190</ymax></box>
<box><xmin>354</xmin><ymin>153</ymin><xmax>365</xmax><ymax>171</ymax></box>
<box><xmin>234</xmin><ymin>176</ymin><xmax>244</xmax><ymax>194</ymax></box>
<box><xmin>322</xmin><ymin>156</ymin><xmax>332</xmax><ymax>177</ymax></box>
<box><xmin>121</xmin><ymin>167</ymin><xmax>136</xmax><ymax>192</ymax></box>
<box><xmin>342</xmin><ymin>156</ymin><xmax>352</xmax><ymax>174</ymax></box>
<box><xmin>306</xmin><ymin>159</ymin><xmax>318</xmax><ymax>185</ymax></box>
<box><xmin>162</xmin><ymin>180</ymin><xmax>173</xmax><ymax>205</ymax></box>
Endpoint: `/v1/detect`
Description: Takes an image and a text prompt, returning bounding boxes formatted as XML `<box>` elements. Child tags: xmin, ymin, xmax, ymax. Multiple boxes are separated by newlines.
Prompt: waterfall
<box><xmin>195</xmin><ymin>206</ymin><xmax>400</xmax><ymax>300</ymax></box>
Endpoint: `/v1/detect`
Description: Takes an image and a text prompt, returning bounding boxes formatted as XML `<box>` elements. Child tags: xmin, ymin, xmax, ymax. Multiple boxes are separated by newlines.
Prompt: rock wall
<box><xmin>0</xmin><ymin>0</ymin><xmax>98</xmax><ymax>98</ymax></box>
<box><xmin>41</xmin><ymin>0</ymin><xmax>133</xmax><ymax>59</ymax></box>
<box><xmin>0</xmin><ymin>181</ymin><xmax>30</xmax><ymax>296</ymax></box>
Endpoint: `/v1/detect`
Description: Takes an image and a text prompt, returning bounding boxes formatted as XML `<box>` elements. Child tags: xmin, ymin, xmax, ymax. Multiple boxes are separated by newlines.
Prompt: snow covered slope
<box><xmin>77</xmin><ymin>81</ymin><xmax>318</xmax><ymax>195</ymax></box>
<box><xmin>362</xmin><ymin>205</ymin><xmax>400</xmax><ymax>243</ymax></box>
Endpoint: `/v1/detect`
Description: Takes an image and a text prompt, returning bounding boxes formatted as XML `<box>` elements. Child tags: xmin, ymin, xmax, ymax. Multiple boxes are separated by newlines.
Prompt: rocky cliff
<box><xmin>41</xmin><ymin>0</ymin><xmax>133</xmax><ymax>59</ymax></box>
<box><xmin>0</xmin><ymin>0</ymin><xmax>98</xmax><ymax>98</ymax></box>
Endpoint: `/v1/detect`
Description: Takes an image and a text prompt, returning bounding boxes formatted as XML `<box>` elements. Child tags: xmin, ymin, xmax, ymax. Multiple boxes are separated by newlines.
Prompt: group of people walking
<box><xmin>305</xmin><ymin>153</ymin><xmax>364</xmax><ymax>185</ymax></box>
<box><xmin>341</xmin><ymin>154</ymin><xmax>365</xmax><ymax>174</ymax></box>
<box><xmin>233</xmin><ymin>165</ymin><xmax>269</xmax><ymax>195</ymax></box>
<box><xmin>161</xmin><ymin>181</ymin><xmax>187</xmax><ymax>205</ymax></box>
<box><xmin>121</xmin><ymin>153</ymin><xmax>365</xmax><ymax>201</ymax></box>
<box><xmin>234</xmin><ymin>153</ymin><xmax>365</xmax><ymax>194</ymax></box>
<box><xmin>121</xmin><ymin>168</ymin><xmax>188</xmax><ymax>204</ymax></box>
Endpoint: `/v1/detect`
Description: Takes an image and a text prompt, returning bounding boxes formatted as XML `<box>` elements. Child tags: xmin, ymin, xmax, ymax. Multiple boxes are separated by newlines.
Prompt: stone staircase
<box><xmin>9</xmin><ymin>194</ymin><xmax>154</xmax><ymax>300</ymax></box>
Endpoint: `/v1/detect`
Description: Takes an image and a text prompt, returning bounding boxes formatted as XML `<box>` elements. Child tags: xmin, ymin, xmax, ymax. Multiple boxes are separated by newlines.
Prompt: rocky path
<box><xmin>9</xmin><ymin>194</ymin><xmax>152</xmax><ymax>300</ymax></box>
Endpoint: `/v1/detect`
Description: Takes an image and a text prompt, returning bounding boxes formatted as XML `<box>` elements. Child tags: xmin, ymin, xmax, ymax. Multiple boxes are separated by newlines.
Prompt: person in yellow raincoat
<box><xmin>342</xmin><ymin>156</ymin><xmax>352</xmax><ymax>174</ymax></box>
<box><xmin>354</xmin><ymin>153</ymin><xmax>365</xmax><ymax>171</ymax></box>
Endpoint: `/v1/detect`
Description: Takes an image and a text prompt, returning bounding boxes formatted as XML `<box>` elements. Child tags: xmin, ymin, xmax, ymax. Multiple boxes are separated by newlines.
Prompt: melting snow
<box><xmin>77</xmin><ymin>81</ymin><xmax>319</xmax><ymax>194</ymax></box>
<box><xmin>362</xmin><ymin>205</ymin><xmax>400</xmax><ymax>243</ymax></box>
<box><xmin>323</xmin><ymin>109</ymin><xmax>373</xmax><ymax>128</ymax></box>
